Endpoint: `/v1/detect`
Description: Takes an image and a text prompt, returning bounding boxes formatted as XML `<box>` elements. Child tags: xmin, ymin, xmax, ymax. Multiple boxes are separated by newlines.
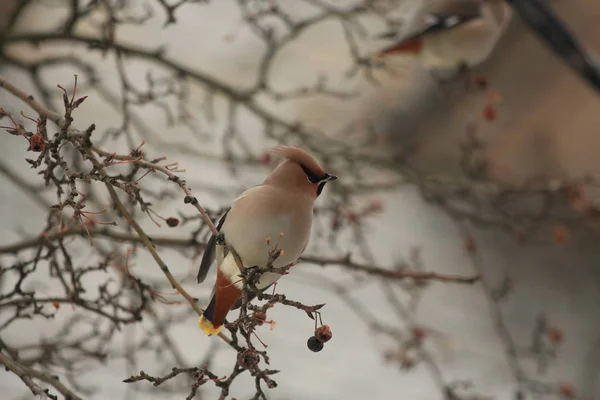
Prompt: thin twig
<box><xmin>0</xmin><ymin>352</ymin><xmax>83</xmax><ymax>400</ymax></box>
<box><xmin>104</xmin><ymin>181</ymin><xmax>232</xmax><ymax>344</ymax></box>
<box><xmin>91</xmin><ymin>145</ymin><xmax>219</xmax><ymax>236</ymax></box>
<box><xmin>0</xmin><ymin>75</ymin><xmax>64</xmax><ymax>126</ymax></box>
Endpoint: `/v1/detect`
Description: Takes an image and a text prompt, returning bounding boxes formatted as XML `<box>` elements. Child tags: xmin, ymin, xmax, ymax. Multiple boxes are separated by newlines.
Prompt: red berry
<box><xmin>482</xmin><ymin>103</ymin><xmax>497</xmax><ymax>121</ymax></box>
<box><xmin>559</xmin><ymin>383</ymin><xmax>575</xmax><ymax>398</ymax></box>
<box><xmin>548</xmin><ymin>327</ymin><xmax>564</xmax><ymax>344</ymax></box>
<box><xmin>553</xmin><ymin>225</ymin><xmax>570</xmax><ymax>245</ymax></box>
<box><xmin>237</xmin><ymin>349</ymin><xmax>259</xmax><ymax>369</ymax></box>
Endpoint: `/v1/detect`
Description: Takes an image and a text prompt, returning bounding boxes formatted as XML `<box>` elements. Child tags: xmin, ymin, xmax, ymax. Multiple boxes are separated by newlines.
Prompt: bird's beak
<box><xmin>325</xmin><ymin>174</ymin><xmax>338</xmax><ymax>182</ymax></box>
<box><xmin>376</xmin><ymin>30</ymin><xmax>398</xmax><ymax>40</ymax></box>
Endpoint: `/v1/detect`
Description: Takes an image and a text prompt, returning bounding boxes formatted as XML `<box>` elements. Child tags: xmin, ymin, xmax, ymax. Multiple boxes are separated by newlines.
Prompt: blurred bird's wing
<box><xmin>377</xmin><ymin>0</ymin><xmax>483</xmax><ymax>44</ymax></box>
<box><xmin>505</xmin><ymin>0</ymin><xmax>600</xmax><ymax>94</ymax></box>
<box><xmin>196</xmin><ymin>208</ymin><xmax>230</xmax><ymax>284</ymax></box>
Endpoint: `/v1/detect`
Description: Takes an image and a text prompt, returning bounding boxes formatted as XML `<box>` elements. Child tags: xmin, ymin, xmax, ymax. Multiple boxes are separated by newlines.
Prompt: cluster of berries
<box><xmin>307</xmin><ymin>325</ymin><xmax>332</xmax><ymax>352</ymax></box>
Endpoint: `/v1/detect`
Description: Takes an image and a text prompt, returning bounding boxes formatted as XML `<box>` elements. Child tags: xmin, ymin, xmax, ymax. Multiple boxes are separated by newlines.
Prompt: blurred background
<box><xmin>1</xmin><ymin>0</ymin><xmax>600</xmax><ymax>399</ymax></box>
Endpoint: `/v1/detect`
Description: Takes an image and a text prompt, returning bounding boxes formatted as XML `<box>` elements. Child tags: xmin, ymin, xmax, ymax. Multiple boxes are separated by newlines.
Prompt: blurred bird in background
<box><xmin>196</xmin><ymin>146</ymin><xmax>337</xmax><ymax>335</ymax></box>
<box><xmin>375</xmin><ymin>0</ymin><xmax>513</xmax><ymax>74</ymax></box>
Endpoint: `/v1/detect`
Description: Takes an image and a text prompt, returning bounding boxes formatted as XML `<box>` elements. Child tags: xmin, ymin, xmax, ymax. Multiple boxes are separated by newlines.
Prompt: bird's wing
<box><xmin>230</xmin><ymin>283</ymin><xmax>275</xmax><ymax>310</ymax></box>
<box><xmin>196</xmin><ymin>208</ymin><xmax>230</xmax><ymax>284</ymax></box>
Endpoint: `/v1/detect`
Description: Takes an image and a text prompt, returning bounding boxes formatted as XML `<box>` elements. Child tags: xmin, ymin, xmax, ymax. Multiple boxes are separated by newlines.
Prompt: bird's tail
<box><xmin>199</xmin><ymin>295</ymin><xmax>222</xmax><ymax>335</ymax></box>
<box><xmin>199</xmin><ymin>256</ymin><xmax>243</xmax><ymax>336</ymax></box>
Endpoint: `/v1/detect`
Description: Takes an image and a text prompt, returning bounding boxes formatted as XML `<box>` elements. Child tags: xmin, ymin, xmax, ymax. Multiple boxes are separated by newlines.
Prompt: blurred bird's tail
<box><xmin>199</xmin><ymin>295</ymin><xmax>222</xmax><ymax>335</ymax></box>
<box><xmin>199</xmin><ymin>256</ymin><xmax>243</xmax><ymax>336</ymax></box>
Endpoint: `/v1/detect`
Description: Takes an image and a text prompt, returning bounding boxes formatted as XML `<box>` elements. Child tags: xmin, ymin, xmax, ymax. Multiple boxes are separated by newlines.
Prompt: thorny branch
<box><xmin>0</xmin><ymin>1</ymin><xmax>592</xmax><ymax>399</ymax></box>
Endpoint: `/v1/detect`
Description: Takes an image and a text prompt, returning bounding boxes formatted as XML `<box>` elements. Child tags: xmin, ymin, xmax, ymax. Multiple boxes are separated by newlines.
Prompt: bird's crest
<box><xmin>271</xmin><ymin>145</ymin><xmax>326</xmax><ymax>177</ymax></box>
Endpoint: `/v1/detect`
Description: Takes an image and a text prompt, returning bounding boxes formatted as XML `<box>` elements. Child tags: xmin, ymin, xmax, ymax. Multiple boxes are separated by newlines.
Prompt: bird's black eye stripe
<box><xmin>316</xmin><ymin>182</ymin><xmax>326</xmax><ymax>197</ymax></box>
<box><xmin>301</xmin><ymin>165</ymin><xmax>324</xmax><ymax>184</ymax></box>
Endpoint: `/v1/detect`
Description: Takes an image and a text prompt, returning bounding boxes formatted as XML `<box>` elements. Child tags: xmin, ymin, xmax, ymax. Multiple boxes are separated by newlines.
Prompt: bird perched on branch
<box><xmin>196</xmin><ymin>146</ymin><xmax>337</xmax><ymax>335</ymax></box>
<box><xmin>375</xmin><ymin>0</ymin><xmax>512</xmax><ymax>71</ymax></box>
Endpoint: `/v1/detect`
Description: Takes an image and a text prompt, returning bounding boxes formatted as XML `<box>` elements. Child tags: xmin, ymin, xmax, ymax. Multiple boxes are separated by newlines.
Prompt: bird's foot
<box><xmin>240</xmin><ymin>265</ymin><xmax>262</xmax><ymax>285</ymax></box>
<box><xmin>215</xmin><ymin>233</ymin><xmax>225</xmax><ymax>245</ymax></box>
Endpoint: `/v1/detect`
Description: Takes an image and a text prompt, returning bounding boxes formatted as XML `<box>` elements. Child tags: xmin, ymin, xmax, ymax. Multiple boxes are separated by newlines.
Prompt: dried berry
<box><xmin>237</xmin><ymin>349</ymin><xmax>259</xmax><ymax>369</ymax></box>
<box><xmin>166</xmin><ymin>217</ymin><xmax>179</xmax><ymax>227</ymax></box>
<box><xmin>28</xmin><ymin>133</ymin><xmax>45</xmax><ymax>152</ymax></box>
<box><xmin>314</xmin><ymin>325</ymin><xmax>332</xmax><ymax>343</ymax></box>
<box><xmin>253</xmin><ymin>311</ymin><xmax>267</xmax><ymax>325</ymax></box>
<box><xmin>482</xmin><ymin>103</ymin><xmax>497</xmax><ymax>121</ymax></box>
<box><xmin>307</xmin><ymin>336</ymin><xmax>323</xmax><ymax>352</ymax></box>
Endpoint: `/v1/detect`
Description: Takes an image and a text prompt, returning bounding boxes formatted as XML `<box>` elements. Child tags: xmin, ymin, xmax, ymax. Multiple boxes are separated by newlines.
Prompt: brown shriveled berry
<box><xmin>307</xmin><ymin>336</ymin><xmax>324</xmax><ymax>352</ymax></box>
<box><xmin>253</xmin><ymin>311</ymin><xmax>267</xmax><ymax>325</ymax></box>
<box><xmin>166</xmin><ymin>217</ymin><xmax>179</xmax><ymax>227</ymax></box>
<box><xmin>28</xmin><ymin>133</ymin><xmax>45</xmax><ymax>152</ymax></box>
<box><xmin>314</xmin><ymin>325</ymin><xmax>332</xmax><ymax>343</ymax></box>
<box><xmin>237</xmin><ymin>349</ymin><xmax>260</xmax><ymax>369</ymax></box>
<box><xmin>482</xmin><ymin>103</ymin><xmax>497</xmax><ymax>121</ymax></box>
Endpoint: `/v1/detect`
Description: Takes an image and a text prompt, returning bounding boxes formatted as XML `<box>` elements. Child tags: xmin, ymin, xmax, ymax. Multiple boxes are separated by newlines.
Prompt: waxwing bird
<box><xmin>196</xmin><ymin>146</ymin><xmax>337</xmax><ymax>335</ymax></box>
<box><xmin>375</xmin><ymin>0</ymin><xmax>512</xmax><ymax>70</ymax></box>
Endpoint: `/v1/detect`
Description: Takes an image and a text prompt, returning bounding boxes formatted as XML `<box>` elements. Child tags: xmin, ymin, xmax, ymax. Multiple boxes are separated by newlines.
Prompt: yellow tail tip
<box><xmin>199</xmin><ymin>315</ymin><xmax>223</xmax><ymax>335</ymax></box>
